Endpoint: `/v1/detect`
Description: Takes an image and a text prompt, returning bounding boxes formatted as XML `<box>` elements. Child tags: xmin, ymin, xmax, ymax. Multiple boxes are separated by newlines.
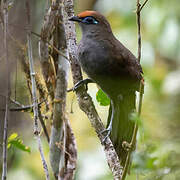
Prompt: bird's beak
<box><xmin>69</xmin><ymin>16</ymin><xmax>82</xmax><ymax>23</ymax></box>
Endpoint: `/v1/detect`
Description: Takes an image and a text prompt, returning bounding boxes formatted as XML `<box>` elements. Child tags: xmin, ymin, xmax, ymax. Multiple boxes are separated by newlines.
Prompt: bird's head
<box><xmin>69</xmin><ymin>11</ymin><xmax>112</xmax><ymax>36</ymax></box>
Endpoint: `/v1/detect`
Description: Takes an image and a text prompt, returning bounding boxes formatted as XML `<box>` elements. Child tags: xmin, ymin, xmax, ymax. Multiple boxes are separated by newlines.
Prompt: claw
<box><xmin>67</xmin><ymin>78</ymin><xmax>93</xmax><ymax>92</ymax></box>
<box><xmin>101</xmin><ymin>125</ymin><xmax>112</xmax><ymax>143</ymax></box>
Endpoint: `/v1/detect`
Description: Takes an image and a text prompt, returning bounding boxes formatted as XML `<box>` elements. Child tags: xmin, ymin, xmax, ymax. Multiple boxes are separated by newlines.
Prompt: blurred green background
<box><xmin>0</xmin><ymin>0</ymin><xmax>180</xmax><ymax>179</ymax></box>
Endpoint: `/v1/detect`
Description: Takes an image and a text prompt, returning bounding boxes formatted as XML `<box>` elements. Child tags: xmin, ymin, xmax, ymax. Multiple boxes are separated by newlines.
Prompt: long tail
<box><xmin>107</xmin><ymin>92</ymin><xmax>136</xmax><ymax>167</ymax></box>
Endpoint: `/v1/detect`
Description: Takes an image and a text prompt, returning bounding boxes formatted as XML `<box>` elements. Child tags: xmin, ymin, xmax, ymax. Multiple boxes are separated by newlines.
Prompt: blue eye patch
<box><xmin>81</xmin><ymin>16</ymin><xmax>99</xmax><ymax>24</ymax></box>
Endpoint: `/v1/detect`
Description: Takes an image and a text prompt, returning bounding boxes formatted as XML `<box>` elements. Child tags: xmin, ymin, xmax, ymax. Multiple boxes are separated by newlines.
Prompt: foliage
<box><xmin>96</xmin><ymin>89</ymin><xmax>110</xmax><ymax>106</ymax></box>
<box><xmin>8</xmin><ymin>133</ymin><xmax>31</xmax><ymax>153</ymax></box>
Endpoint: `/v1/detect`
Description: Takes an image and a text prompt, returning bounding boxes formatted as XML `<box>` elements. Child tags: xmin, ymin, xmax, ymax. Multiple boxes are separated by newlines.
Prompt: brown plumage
<box><xmin>70</xmin><ymin>11</ymin><xmax>143</xmax><ymax>167</ymax></box>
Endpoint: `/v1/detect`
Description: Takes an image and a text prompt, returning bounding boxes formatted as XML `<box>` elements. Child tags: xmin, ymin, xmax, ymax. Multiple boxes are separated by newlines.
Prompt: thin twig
<box><xmin>2</xmin><ymin>21</ymin><xmax>60</xmax><ymax>56</ymax></box>
<box><xmin>0</xmin><ymin>95</ymin><xmax>24</xmax><ymax>107</ymax></box>
<box><xmin>0</xmin><ymin>95</ymin><xmax>47</xmax><ymax>111</ymax></box>
<box><xmin>10</xmin><ymin>98</ymin><xmax>23</xmax><ymax>107</ymax></box>
<box><xmin>2</xmin><ymin>21</ymin><xmax>69</xmax><ymax>60</ymax></box>
<box><xmin>122</xmin><ymin>0</ymin><xmax>147</xmax><ymax>179</ymax></box>
<box><xmin>139</xmin><ymin>0</ymin><xmax>149</xmax><ymax>12</ymax></box>
<box><xmin>25</xmin><ymin>1</ymin><xmax>49</xmax><ymax>179</ymax></box>
<box><xmin>0</xmin><ymin>94</ymin><xmax>50</xmax><ymax>142</ymax></box>
<box><xmin>26</xmin><ymin>2</ymin><xmax>39</xmax><ymax>134</ymax></box>
<box><xmin>9</xmin><ymin>34</ymin><xmax>50</xmax><ymax>112</ymax></box>
<box><xmin>14</xmin><ymin>59</ymin><xmax>18</xmax><ymax>100</ymax></box>
<box><xmin>38</xmin><ymin>108</ymin><xmax>50</xmax><ymax>143</ymax></box>
<box><xmin>1</xmin><ymin>1</ymin><xmax>10</xmax><ymax>180</ymax></box>
<box><xmin>137</xmin><ymin>0</ymin><xmax>141</xmax><ymax>63</ymax></box>
<box><xmin>31</xmin><ymin>31</ymin><xmax>69</xmax><ymax>61</ymax></box>
<box><xmin>37</xmin><ymin>135</ymin><xmax>49</xmax><ymax>177</ymax></box>
<box><xmin>0</xmin><ymin>100</ymin><xmax>46</xmax><ymax>111</ymax></box>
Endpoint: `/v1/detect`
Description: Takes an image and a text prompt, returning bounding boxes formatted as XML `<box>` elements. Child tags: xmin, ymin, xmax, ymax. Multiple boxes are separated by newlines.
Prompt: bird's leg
<box><xmin>101</xmin><ymin>100</ymin><xmax>114</xmax><ymax>143</ymax></box>
<box><xmin>67</xmin><ymin>78</ymin><xmax>94</xmax><ymax>92</ymax></box>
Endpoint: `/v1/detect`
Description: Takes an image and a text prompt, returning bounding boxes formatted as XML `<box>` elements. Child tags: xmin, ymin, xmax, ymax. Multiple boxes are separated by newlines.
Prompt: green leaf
<box><xmin>8</xmin><ymin>133</ymin><xmax>18</xmax><ymax>141</ymax></box>
<box><xmin>96</xmin><ymin>89</ymin><xmax>110</xmax><ymax>106</ymax></box>
<box><xmin>8</xmin><ymin>133</ymin><xmax>31</xmax><ymax>153</ymax></box>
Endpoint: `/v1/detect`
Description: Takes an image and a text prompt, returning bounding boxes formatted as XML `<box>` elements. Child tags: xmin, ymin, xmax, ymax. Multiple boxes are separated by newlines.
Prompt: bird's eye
<box><xmin>82</xmin><ymin>16</ymin><xmax>98</xmax><ymax>24</ymax></box>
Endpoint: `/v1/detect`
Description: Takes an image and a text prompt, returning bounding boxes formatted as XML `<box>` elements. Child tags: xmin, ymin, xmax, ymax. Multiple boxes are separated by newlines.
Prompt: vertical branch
<box><xmin>17</xmin><ymin>46</ymin><xmax>50</xmax><ymax>142</ymax></box>
<box><xmin>1</xmin><ymin>1</ymin><xmax>10</xmax><ymax>179</ymax></box>
<box><xmin>137</xmin><ymin>0</ymin><xmax>141</xmax><ymax>63</ymax></box>
<box><xmin>48</xmin><ymin>1</ymin><xmax>77</xmax><ymax>179</ymax></box>
<box><xmin>122</xmin><ymin>0</ymin><xmax>148</xmax><ymax>179</ymax></box>
<box><xmin>25</xmin><ymin>1</ymin><xmax>49</xmax><ymax>180</ymax></box>
<box><xmin>64</xmin><ymin>1</ymin><xmax>123</xmax><ymax>179</ymax></box>
<box><xmin>38</xmin><ymin>108</ymin><xmax>50</xmax><ymax>143</ymax></box>
<box><xmin>39</xmin><ymin>0</ymin><xmax>77</xmax><ymax>179</ymax></box>
<box><xmin>39</xmin><ymin>0</ymin><xmax>60</xmax><ymax>101</ymax></box>
<box><xmin>26</xmin><ymin>2</ymin><xmax>39</xmax><ymax>135</ymax></box>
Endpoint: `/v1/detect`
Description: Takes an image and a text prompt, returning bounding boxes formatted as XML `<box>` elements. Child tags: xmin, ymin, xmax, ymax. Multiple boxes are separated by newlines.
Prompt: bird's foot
<box><xmin>122</xmin><ymin>141</ymin><xmax>135</xmax><ymax>152</ymax></box>
<box><xmin>100</xmin><ymin>126</ymin><xmax>112</xmax><ymax>143</ymax></box>
<box><xmin>67</xmin><ymin>78</ymin><xmax>93</xmax><ymax>92</ymax></box>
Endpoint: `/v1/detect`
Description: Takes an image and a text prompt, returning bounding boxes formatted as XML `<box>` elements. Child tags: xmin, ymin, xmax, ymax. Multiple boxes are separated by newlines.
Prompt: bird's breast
<box><xmin>77</xmin><ymin>40</ymin><xmax>111</xmax><ymax>79</ymax></box>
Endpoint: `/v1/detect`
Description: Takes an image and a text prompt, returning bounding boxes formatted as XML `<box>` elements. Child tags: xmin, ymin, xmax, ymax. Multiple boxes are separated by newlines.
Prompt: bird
<box><xmin>69</xmin><ymin>11</ymin><xmax>143</xmax><ymax>167</ymax></box>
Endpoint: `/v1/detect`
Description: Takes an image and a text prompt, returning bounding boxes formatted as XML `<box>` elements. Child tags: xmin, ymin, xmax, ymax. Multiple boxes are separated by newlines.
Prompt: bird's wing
<box><xmin>108</xmin><ymin>38</ymin><xmax>143</xmax><ymax>82</ymax></box>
